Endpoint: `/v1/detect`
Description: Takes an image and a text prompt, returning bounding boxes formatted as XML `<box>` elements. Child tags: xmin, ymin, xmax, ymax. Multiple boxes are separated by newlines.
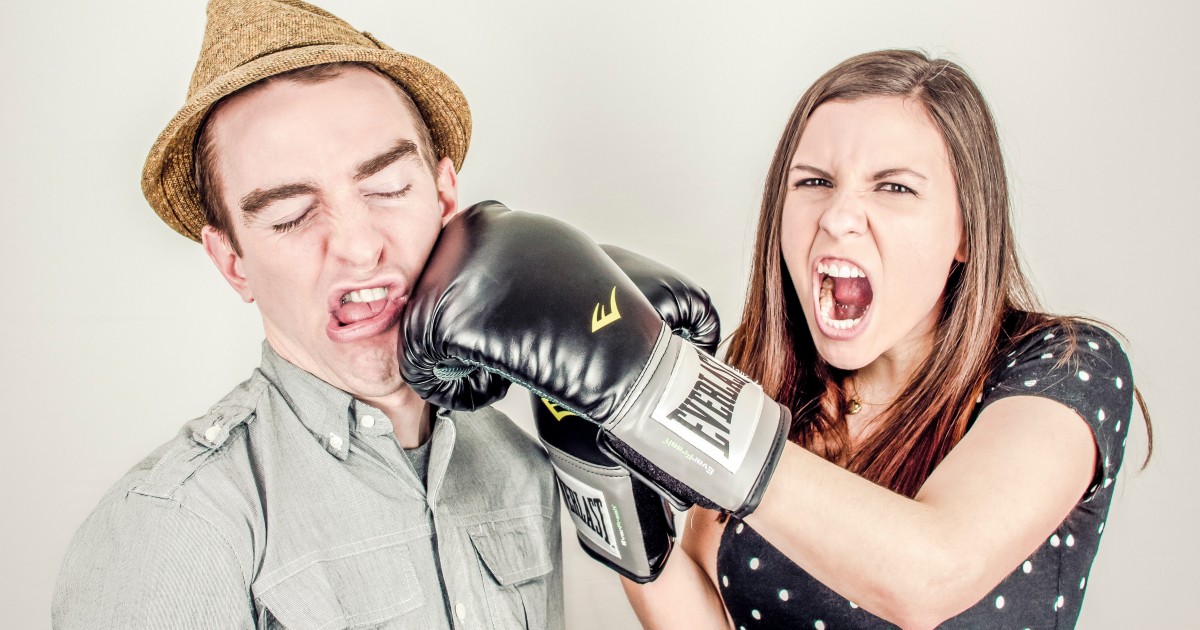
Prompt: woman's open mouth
<box><xmin>815</xmin><ymin>259</ymin><xmax>873</xmax><ymax>336</ymax></box>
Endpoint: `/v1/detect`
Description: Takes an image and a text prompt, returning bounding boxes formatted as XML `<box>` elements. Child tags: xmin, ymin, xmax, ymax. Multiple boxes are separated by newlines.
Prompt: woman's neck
<box><xmin>845</xmin><ymin>327</ymin><xmax>936</xmax><ymax>442</ymax></box>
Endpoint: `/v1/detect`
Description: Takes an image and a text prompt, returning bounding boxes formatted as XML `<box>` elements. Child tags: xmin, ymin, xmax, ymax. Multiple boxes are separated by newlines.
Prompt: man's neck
<box><xmin>361</xmin><ymin>388</ymin><xmax>432</xmax><ymax>448</ymax></box>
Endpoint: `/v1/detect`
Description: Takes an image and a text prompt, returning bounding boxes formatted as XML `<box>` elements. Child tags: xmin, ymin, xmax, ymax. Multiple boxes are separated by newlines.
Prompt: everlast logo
<box><xmin>664</xmin><ymin>351</ymin><xmax>746</xmax><ymax>458</ymax></box>
<box><xmin>591</xmin><ymin>286</ymin><xmax>621</xmax><ymax>332</ymax></box>
<box><xmin>557</xmin><ymin>477</ymin><xmax>611</xmax><ymax>546</ymax></box>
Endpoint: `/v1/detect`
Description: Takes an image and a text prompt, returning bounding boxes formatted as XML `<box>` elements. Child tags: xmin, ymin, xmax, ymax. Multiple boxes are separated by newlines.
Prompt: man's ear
<box><xmin>201</xmin><ymin>225</ymin><xmax>254</xmax><ymax>303</ymax></box>
<box><xmin>435</xmin><ymin>156</ymin><xmax>460</xmax><ymax>227</ymax></box>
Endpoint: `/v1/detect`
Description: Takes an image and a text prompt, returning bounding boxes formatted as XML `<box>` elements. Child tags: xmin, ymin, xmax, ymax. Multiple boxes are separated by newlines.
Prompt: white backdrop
<box><xmin>2</xmin><ymin>1</ymin><xmax>1195</xmax><ymax>627</ymax></box>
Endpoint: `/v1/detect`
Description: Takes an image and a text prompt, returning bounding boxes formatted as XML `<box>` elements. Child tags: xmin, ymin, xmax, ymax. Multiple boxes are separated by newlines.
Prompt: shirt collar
<box><xmin>258</xmin><ymin>341</ymin><xmax>393</xmax><ymax>461</ymax></box>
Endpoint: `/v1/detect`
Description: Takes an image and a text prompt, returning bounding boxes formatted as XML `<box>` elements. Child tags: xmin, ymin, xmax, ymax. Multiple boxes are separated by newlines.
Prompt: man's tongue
<box><xmin>832</xmin><ymin>276</ymin><xmax>873</xmax><ymax>320</ymax></box>
<box><xmin>334</xmin><ymin>298</ymin><xmax>388</xmax><ymax>326</ymax></box>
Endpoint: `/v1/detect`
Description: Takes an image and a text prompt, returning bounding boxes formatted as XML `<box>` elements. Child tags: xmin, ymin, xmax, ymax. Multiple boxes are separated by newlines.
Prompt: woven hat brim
<box><xmin>142</xmin><ymin>45</ymin><xmax>471</xmax><ymax>242</ymax></box>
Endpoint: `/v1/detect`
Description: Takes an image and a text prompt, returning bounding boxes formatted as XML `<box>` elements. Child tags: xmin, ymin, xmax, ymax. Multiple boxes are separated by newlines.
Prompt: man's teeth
<box><xmin>817</xmin><ymin>261</ymin><xmax>866</xmax><ymax>278</ymax></box>
<box><xmin>342</xmin><ymin>287</ymin><xmax>388</xmax><ymax>304</ymax></box>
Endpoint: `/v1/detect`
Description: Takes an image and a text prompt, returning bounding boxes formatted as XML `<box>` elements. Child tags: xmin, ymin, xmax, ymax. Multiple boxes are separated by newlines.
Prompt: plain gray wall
<box><xmin>2</xmin><ymin>0</ymin><xmax>1195</xmax><ymax>627</ymax></box>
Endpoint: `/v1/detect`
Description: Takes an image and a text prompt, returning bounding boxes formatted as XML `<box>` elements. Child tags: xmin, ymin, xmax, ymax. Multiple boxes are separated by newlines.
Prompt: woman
<box><xmin>624</xmin><ymin>49</ymin><xmax>1150</xmax><ymax>629</ymax></box>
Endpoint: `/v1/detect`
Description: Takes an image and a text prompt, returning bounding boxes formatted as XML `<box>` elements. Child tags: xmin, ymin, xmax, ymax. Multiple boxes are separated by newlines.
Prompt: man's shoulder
<box><xmin>127</xmin><ymin>372</ymin><xmax>270</xmax><ymax>498</ymax></box>
<box><xmin>82</xmin><ymin>371</ymin><xmax>273</xmax><ymax>535</ymax></box>
<box><xmin>54</xmin><ymin>373</ymin><xmax>275</xmax><ymax>626</ymax></box>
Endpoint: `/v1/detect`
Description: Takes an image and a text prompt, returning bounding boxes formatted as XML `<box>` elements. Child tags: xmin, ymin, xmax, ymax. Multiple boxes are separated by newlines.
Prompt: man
<box><xmin>52</xmin><ymin>1</ymin><xmax>563</xmax><ymax>628</ymax></box>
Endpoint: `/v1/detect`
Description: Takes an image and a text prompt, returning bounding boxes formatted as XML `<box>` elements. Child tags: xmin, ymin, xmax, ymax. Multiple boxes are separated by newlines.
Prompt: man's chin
<box><xmin>330</xmin><ymin>341</ymin><xmax>409</xmax><ymax>396</ymax></box>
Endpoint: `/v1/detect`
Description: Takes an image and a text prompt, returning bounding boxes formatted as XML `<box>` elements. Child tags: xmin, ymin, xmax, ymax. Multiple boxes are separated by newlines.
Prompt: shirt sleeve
<box><xmin>53</xmin><ymin>491</ymin><xmax>254</xmax><ymax>630</ymax></box>
<box><xmin>980</xmin><ymin>321</ymin><xmax>1135</xmax><ymax>500</ymax></box>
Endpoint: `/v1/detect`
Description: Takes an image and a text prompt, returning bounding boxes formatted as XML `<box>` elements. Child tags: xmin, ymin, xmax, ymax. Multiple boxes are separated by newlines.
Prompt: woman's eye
<box><xmin>368</xmin><ymin>183</ymin><xmax>412</xmax><ymax>199</ymax></box>
<box><xmin>879</xmin><ymin>182</ymin><xmax>915</xmax><ymax>194</ymax></box>
<box><xmin>794</xmin><ymin>177</ymin><xmax>832</xmax><ymax>188</ymax></box>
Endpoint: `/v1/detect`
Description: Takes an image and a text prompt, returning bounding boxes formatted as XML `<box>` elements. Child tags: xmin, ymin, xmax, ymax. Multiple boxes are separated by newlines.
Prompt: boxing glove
<box><xmin>402</xmin><ymin>201</ymin><xmax>790</xmax><ymax>517</ymax></box>
<box><xmin>533</xmin><ymin>244</ymin><xmax>719</xmax><ymax>582</ymax></box>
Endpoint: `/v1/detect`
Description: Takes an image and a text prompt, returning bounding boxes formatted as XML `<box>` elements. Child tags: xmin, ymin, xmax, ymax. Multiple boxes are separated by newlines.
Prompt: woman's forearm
<box><xmin>621</xmin><ymin>549</ymin><xmax>730</xmax><ymax>630</ymax></box>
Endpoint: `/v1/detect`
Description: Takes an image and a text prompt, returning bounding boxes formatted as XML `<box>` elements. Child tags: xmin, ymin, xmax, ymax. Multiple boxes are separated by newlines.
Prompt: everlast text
<box><xmin>557</xmin><ymin>478</ymin><xmax>611</xmax><ymax>546</ymax></box>
<box><xmin>664</xmin><ymin>352</ymin><xmax>747</xmax><ymax>458</ymax></box>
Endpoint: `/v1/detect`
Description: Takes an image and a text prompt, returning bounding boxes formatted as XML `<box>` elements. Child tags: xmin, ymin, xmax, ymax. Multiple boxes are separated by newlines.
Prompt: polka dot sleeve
<box><xmin>979</xmin><ymin>321</ymin><xmax>1135</xmax><ymax>501</ymax></box>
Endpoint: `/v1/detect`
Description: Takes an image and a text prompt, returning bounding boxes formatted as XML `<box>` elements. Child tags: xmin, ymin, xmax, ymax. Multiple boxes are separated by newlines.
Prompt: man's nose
<box><xmin>327</xmin><ymin>200</ymin><xmax>385</xmax><ymax>271</ymax></box>
<box><xmin>818</xmin><ymin>189</ymin><xmax>869</xmax><ymax>240</ymax></box>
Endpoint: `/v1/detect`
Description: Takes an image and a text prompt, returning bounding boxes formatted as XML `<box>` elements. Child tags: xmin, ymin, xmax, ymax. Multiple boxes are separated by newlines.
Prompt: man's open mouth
<box><xmin>334</xmin><ymin>286</ymin><xmax>390</xmax><ymax>327</ymax></box>
<box><xmin>817</xmin><ymin>260</ymin><xmax>873</xmax><ymax>331</ymax></box>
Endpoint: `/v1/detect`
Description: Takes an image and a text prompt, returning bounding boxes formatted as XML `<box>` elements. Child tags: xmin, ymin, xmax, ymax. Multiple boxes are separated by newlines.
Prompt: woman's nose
<box><xmin>818</xmin><ymin>190</ymin><xmax>868</xmax><ymax>240</ymax></box>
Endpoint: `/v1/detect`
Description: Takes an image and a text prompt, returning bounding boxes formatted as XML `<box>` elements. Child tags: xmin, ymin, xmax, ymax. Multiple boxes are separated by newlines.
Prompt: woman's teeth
<box><xmin>342</xmin><ymin>287</ymin><xmax>388</xmax><ymax>304</ymax></box>
<box><xmin>817</xmin><ymin>261</ymin><xmax>866</xmax><ymax>278</ymax></box>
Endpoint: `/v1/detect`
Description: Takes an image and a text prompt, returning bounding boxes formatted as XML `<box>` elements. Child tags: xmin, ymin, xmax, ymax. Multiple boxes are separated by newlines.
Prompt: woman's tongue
<box><xmin>832</xmin><ymin>276</ymin><xmax>873</xmax><ymax>320</ymax></box>
<box><xmin>334</xmin><ymin>297</ymin><xmax>388</xmax><ymax>326</ymax></box>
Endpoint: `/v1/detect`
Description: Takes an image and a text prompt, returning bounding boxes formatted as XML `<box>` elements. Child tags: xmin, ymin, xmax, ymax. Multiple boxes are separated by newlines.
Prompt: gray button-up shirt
<box><xmin>53</xmin><ymin>343</ymin><xmax>563</xmax><ymax>629</ymax></box>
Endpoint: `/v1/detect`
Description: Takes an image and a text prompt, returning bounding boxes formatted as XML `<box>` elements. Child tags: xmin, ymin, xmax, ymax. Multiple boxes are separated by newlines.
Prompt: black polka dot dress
<box><xmin>717</xmin><ymin>322</ymin><xmax>1134</xmax><ymax>629</ymax></box>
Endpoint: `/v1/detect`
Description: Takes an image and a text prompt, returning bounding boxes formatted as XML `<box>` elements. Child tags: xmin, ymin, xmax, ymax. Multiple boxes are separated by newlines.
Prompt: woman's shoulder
<box><xmin>983</xmin><ymin>315</ymin><xmax>1136</xmax><ymax>495</ymax></box>
<box><xmin>995</xmin><ymin>315</ymin><xmax>1130</xmax><ymax>379</ymax></box>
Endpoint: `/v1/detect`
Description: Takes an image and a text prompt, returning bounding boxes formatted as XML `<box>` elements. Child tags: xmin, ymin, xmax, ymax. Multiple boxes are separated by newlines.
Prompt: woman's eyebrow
<box><xmin>872</xmin><ymin>167</ymin><xmax>927</xmax><ymax>181</ymax></box>
<box><xmin>789</xmin><ymin>164</ymin><xmax>835</xmax><ymax>179</ymax></box>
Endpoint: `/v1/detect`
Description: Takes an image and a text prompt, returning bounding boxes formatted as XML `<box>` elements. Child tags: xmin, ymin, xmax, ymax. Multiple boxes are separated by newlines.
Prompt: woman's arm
<box><xmin>622</xmin><ymin>506</ymin><xmax>732</xmax><ymax>629</ymax></box>
<box><xmin>747</xmin><ymin>395</ymin><xmax>1096</xmax><ymax>629</ymax></box>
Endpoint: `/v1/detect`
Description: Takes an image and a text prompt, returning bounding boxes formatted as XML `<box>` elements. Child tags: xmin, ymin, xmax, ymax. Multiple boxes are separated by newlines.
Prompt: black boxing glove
<box><xmin>401</xmin><ymin>201</ymin><xmax>790</xmax><ymax>518</ymax></box>
<box><xmin>531</xmin><ymin>245</ymin><xmax>719</xmax><ymax>582</ymax></box>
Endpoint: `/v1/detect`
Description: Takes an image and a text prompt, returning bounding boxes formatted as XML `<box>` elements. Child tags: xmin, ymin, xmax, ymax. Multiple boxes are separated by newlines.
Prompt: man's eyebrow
<box><xmin>872</xmin><ymin>167</ymin><xmax>927</xmax><ymax>181</ymax></box>
<box><xmin>354</xmin><ymin>139</ymin><xmax>420</xmax><ymax>181</ymax></box>
<box><xmin>240</xmin><ymin>182</ymin><xmax>319</xmax><ymax>219</ymax></box>
<box><xmin>789</xmin><ymin>164</ymin><xmax>835</xmax><ymax>179</ymax></box>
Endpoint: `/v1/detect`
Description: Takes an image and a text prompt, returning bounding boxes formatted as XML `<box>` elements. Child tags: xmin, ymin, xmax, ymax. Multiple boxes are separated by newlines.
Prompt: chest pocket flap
<box><xmin>254</xmin><ymin>541</ymin><xmax>425</xmax><ymax>629</ymax></box>
<box><xmin>468</xmin><ymin>511</ymin><xmax>554</xmax><ymax>585</ymax></box>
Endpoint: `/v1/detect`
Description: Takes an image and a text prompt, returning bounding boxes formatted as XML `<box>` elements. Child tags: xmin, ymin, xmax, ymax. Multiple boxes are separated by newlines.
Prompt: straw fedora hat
<box><xmin>142</xmin><ymin>0</ymin><xmax>471</xmax><ymax>241</ymax></box>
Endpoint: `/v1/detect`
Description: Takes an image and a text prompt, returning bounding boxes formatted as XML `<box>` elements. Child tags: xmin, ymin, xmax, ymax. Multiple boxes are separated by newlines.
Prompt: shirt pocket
<box><xmin>468</xmin><ymin>510</ymin><xmax>555</xmax><ymax>629</ymax></box>
<box><xmin>254</xmin><ymin>541</ymin><xmax>426</xmax><ymax>630</ymax></box>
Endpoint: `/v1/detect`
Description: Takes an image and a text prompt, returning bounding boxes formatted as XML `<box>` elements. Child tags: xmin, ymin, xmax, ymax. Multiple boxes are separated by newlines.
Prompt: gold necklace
<box><xmin>846</xmin><ymin>379</ymin><xmax>891</xmax><ymax>415</ymax></box>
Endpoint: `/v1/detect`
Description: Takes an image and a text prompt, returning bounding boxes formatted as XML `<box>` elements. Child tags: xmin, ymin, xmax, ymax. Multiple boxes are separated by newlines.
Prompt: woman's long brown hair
<box><xmin>725</xmin><ymin>50</ymin><xmax>1151</xmax><ymax>498</ymax></box>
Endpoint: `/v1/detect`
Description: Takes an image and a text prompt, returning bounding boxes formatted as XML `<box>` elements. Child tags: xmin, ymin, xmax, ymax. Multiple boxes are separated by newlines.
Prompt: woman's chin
<box><xmin>810</xmin><ymin>333</ymin><xmax>878</xmax><ymax>372</ymax></box>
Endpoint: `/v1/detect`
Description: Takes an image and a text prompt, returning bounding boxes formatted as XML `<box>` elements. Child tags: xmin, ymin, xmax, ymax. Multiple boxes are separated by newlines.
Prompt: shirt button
<box><xmin>204</xmin><ymin>425</ymin><xmax>221</xmax><ymax>442</ymax></box>
<box><xmin>455</xmin><ymin>602</ymin><xmax>467</xmax><ymax>620</ymax></box>
<box><xmin>360</xmin><ymin>415</ymin><xmax>375</xmax><ymax>429</ymax></box>
<box><xmin>329</xmin><ymin>433</ymin><xmax>344</xmax><ymax>451</ymax></box>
